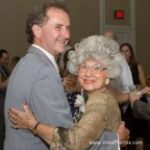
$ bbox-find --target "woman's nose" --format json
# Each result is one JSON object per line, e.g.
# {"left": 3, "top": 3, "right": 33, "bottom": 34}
{"left": 85, "top": 67, "right": 93, "bottom": 77}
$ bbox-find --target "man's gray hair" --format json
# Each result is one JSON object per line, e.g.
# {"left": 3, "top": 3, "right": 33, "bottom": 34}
{"left": 67, "top": 35, "right": 121, "bottom": 78}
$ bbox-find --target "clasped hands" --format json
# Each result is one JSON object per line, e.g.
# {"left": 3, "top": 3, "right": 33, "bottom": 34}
{"left": 129, "top": 86, "right": 150, "bottom": 104}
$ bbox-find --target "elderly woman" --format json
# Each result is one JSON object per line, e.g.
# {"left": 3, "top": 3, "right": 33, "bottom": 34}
{"left": 9, "top": 35, "right": 122, "bottom": 150}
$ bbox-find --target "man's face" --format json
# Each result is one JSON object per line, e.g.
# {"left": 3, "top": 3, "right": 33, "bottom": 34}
{"left": 34, "top": 8, "right": 71, "bottom": 57}
{"left": 0, "top": 53, "right": 9, "bottom": 66}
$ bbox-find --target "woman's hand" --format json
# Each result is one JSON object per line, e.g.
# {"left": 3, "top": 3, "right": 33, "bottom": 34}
{"left": 8, "top": 102, "right": 37, "bottom": 131}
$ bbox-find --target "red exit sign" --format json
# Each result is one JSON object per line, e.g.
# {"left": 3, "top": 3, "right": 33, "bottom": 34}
{"left": 114, "top": 10, "right": 124, "bottom": 19}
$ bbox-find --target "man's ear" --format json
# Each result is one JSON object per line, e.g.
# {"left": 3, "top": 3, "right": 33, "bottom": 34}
{"left": 32, "top": 24, "right": 41, "bottom": 39}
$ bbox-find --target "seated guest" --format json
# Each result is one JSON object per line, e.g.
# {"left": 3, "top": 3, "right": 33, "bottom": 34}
{"left": 9, "top": 35, "right": 129, "bottom": 150}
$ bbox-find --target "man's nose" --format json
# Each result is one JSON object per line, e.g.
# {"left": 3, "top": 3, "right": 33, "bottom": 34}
{"left": 62, "top": 28, "right": 70, "bottom": 39}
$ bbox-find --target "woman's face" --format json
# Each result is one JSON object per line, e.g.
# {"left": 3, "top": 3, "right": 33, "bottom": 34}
{"left": 78, "top": 59, "right": 108, "bottom": 93}
{"left": 120, "top": 45, "right": 131, "bottom": 63}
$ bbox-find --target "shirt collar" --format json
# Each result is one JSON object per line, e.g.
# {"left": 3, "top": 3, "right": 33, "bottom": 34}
{"left": 32, "top": 44, "right": 59, "bottom": 73}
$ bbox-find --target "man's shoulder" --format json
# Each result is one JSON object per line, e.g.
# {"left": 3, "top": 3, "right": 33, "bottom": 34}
{"left": 20, "top": 52, "right": 51, "bottom": 70}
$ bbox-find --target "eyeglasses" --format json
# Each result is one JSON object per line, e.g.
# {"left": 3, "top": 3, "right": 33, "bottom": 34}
{"left": 79, "top": 63, "right": 107, "bottom": 74}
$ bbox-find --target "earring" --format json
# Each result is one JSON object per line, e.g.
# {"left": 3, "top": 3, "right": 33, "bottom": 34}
{"left": 105, "top": 78, "right": 110, "bottom": 85}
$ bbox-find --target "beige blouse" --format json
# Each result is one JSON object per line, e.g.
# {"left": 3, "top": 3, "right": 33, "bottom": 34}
{"left": 51, "top": 89, "right": 121, "bottom": 150}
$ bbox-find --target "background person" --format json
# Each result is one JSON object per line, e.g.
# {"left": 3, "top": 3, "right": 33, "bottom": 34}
{"left": 57, "top": 46, "right": 82, "bottom": 122}
{"left": 120, "top": 42, "right": 149, "bottom": 150}
{"left": 0, "top": 49, "right": 10, "bottom": 149}
{"left": 103, "top": 30, "right": 134, "bottom": 94}
{"left": 0, "top": 49, "right": 10, "bottom": 90}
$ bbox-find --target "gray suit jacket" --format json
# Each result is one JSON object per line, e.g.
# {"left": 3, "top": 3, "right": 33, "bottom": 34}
{"left": 4, "top": 46, "right": 73, "bottom": 150}
{"left": 133, "top": 100, "right": 150, "bottom": 120}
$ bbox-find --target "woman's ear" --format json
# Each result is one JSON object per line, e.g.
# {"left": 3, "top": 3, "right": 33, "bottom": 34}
{"left": 103, "top": 70, "right": 110, "bottom": 85}
{"left": 105, "top": 78, "right": 110, "bottom": 85}
{"left": 32, "top": 24, "right": 41, "bottom": 39}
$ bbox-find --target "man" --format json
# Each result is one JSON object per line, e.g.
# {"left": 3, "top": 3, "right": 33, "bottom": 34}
{"left": 103, "top": 30, "right": 134, "bottom": 94}
{"left": 4, "top": 2, "right": 73, "bottom": 150}
{"left": 4, "top": 3, "right": 128, "bottom": 150}
{"left": 0, "top": 49, "right": 10, "bottom": 149}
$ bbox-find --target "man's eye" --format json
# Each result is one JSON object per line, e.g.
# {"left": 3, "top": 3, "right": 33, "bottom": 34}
{"left": 55, "top": 26, "right": 61, "bottom": 30}
{"left": 66, "top": 26, "right": 71, "bottom": 31}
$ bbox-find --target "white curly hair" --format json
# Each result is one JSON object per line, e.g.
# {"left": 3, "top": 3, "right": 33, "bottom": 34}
{"left": 67, "top": 35, "right": 122, "bottom": 78}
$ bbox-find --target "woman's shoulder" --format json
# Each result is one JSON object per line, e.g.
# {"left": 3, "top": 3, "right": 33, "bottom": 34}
{"left": 87, "top": 89, "right": 116, "bottom": 105}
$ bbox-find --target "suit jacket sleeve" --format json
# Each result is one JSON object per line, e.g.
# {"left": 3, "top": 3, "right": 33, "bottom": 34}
{"left": 133, "top": 100, "right": 150, "bottom": 120}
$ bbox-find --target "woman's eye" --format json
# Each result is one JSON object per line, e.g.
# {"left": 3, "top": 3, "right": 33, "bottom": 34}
{"left": 94, "top": 65, "right": 101, "bottom": 70}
